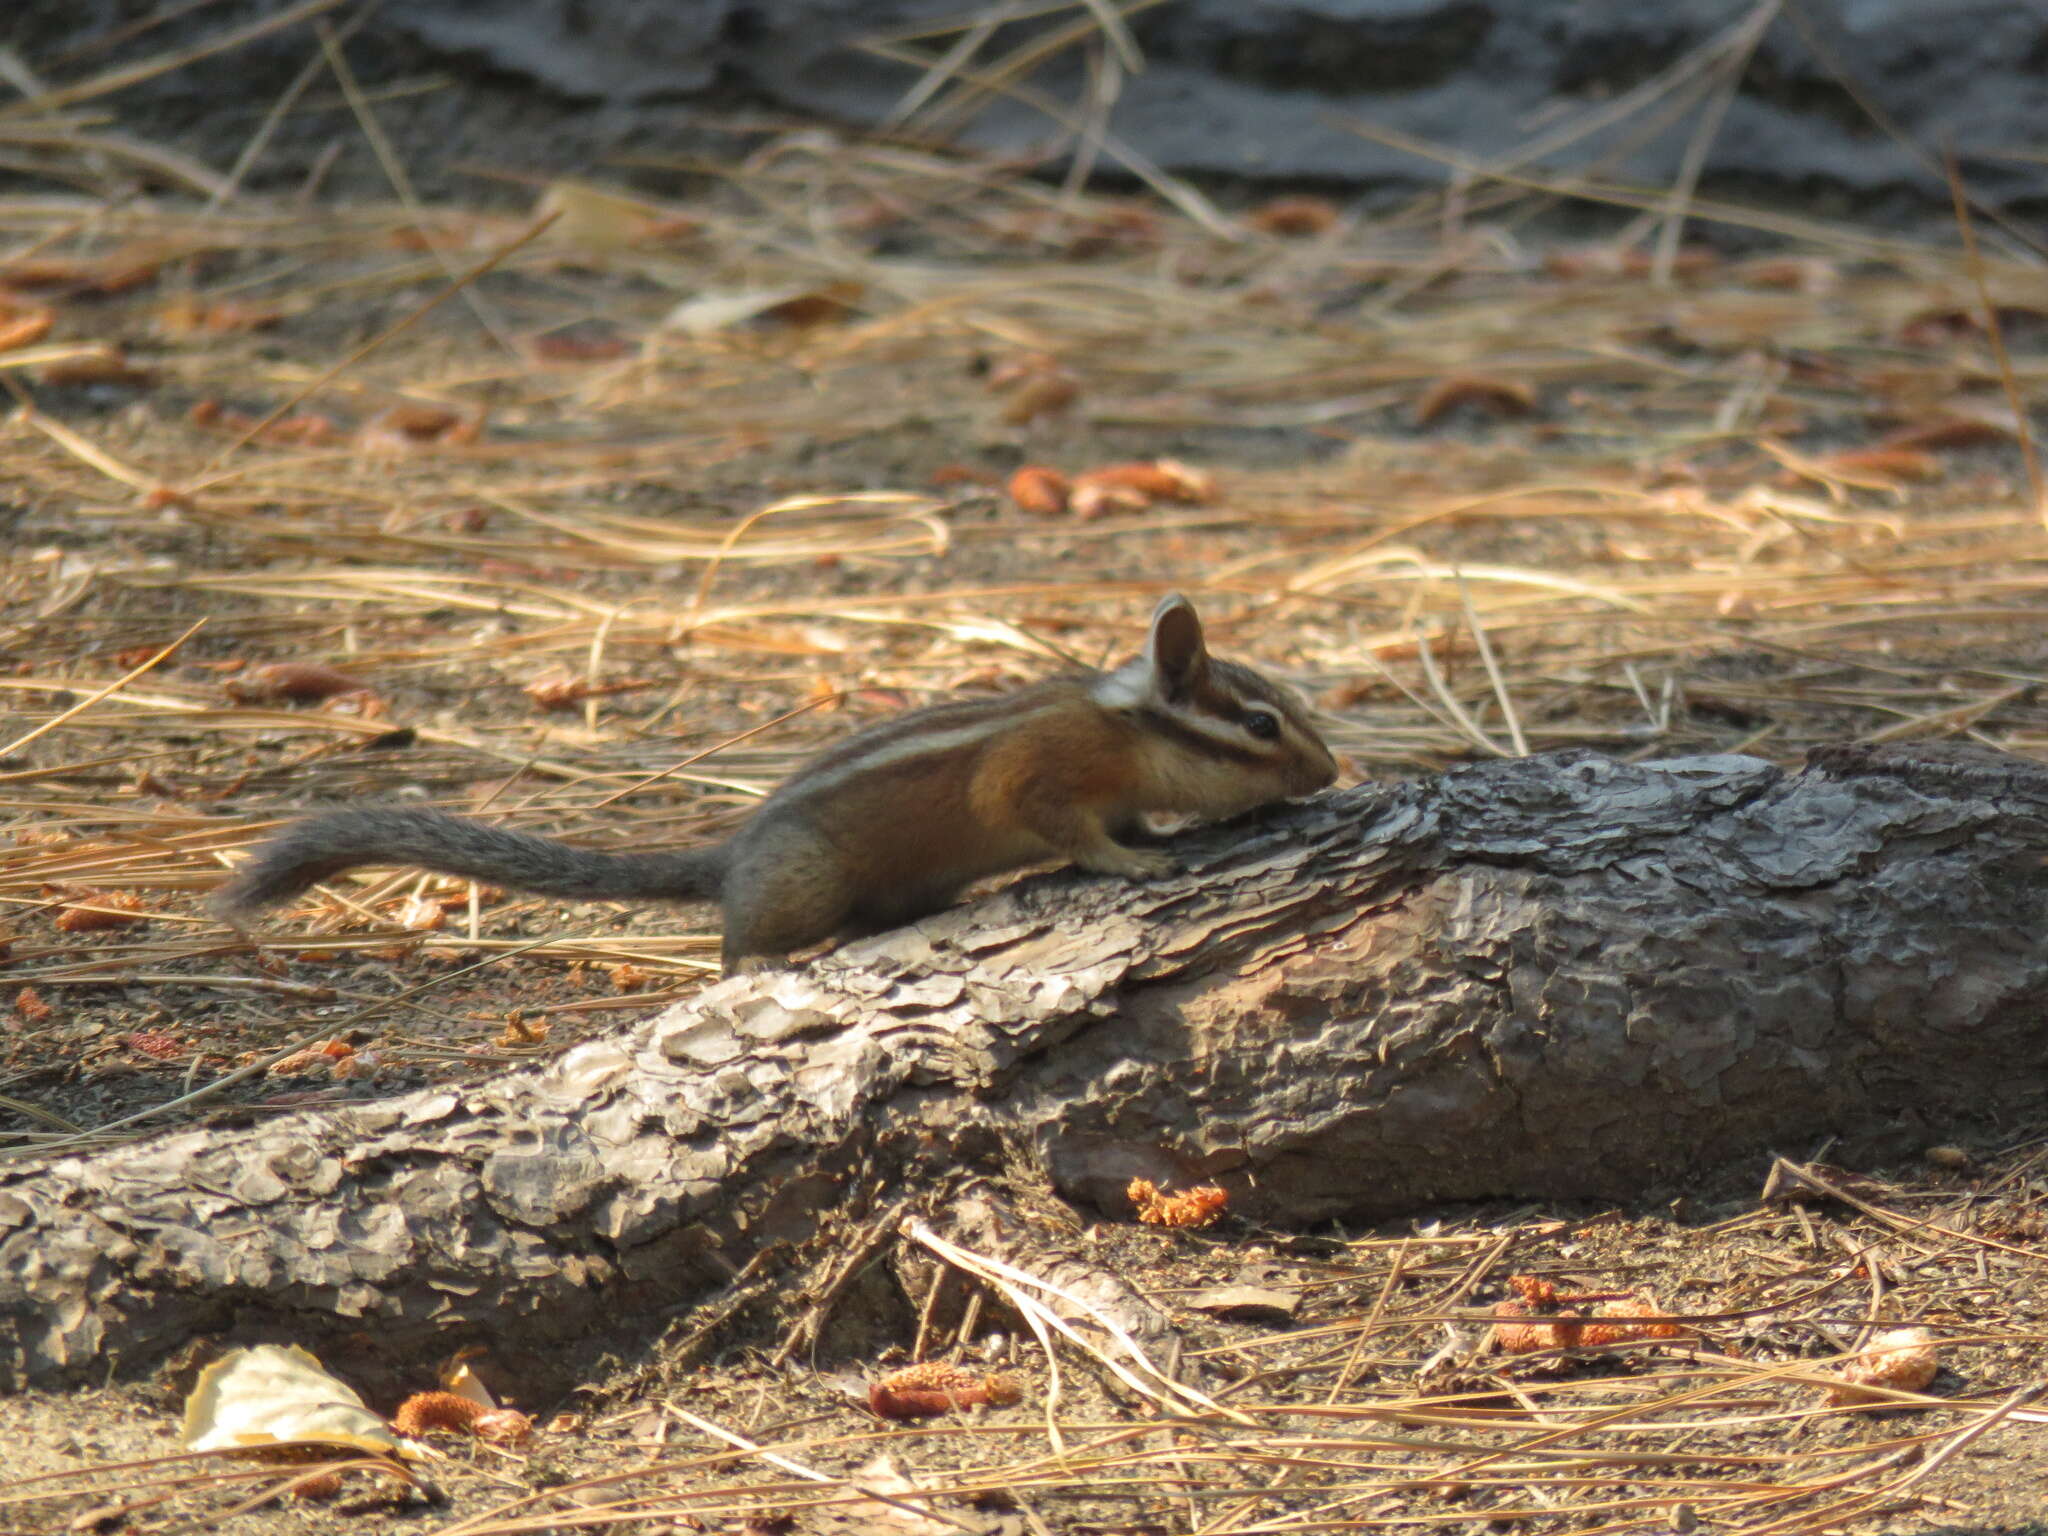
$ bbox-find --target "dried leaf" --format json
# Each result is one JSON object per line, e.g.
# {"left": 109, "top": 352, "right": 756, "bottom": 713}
{"left": 1007, "top": 466, "right": 1070, "bottom": 516}
{"left": 268, "top": 1039, "right": 353, "bottom": 1077}
{"left": 534, "top": 180, "right": 689, "bottom": 251}
{"left": 189, "top": 399, "right": 343, "bottom": 447}
{"left": 1246, "top": 196, "right": 1341, "bottom": 237}
{"left": 396, "top": 894, "right": 447, "bottom": 931}
{"left": 1073, "top": 481, "right": 1155, "bottom": 524}
{"left": 1069, "top": 479, "right": 1154, "bottom": 521}
{"left": 522, "top": 672, "right": 653, "bottom": 710}
{"left": 356, "top": 402, "right": 483, "bottom": 454}
{"left": 33, "top": 345, "right": 153, "bottom": 387}
{"left": 1413, "top": 374, "right": 1537, "bottom": 427}
{"left": 2, "top": 243, "right": 175, "bottom": 295}
{"left": 1761, "top": 438, "right": 1936, "bottom": 498}
{"left": 0, "top": 294, "right": 55, "bottom": 353}
{"left": 330, "top": 1050, "right": 381, "bottom": 1080}
{"left": 1825, "top": 1327, "right": 1940, "bottom": 1406}
{"left": 664, "top": 281, "right": 862, "bottom": 336}
{"left": 527, "top": 323, "right": 634, "bottom": 362}
{"left": 994, "top": 370, "right": 1079, "bottom": 427}
{"left": 836, "top": 1455, "right": 959, "bottom": 1536}
{"left": 524, "top": 674, "right": 589, "bottom": 710}
{"left": 183, "top": 1344, "right": 407, "bottom": 1456}
{"left": 494, "top": 1014, "right": 550, "bottom": 1047}
{"left": 1879, "top": 412, "right": 2019, "bottom": 451}
{"left": 440, "top": 1360, "right": 498, "bottom": 1406}
{"left": 1072, "top": 459, "right": 1214, "bottom": 506}
{"left": 1185, "top": 1284, "right": 1300, "bottom": 1323}
{"left": 226, "top": 663, "right": 369, "bottom": 703}
{"left": 387, "top": 215, "right": 521, "bottom": 255}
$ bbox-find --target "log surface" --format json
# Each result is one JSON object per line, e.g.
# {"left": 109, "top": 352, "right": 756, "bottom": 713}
{"left": 5, "top": 745, "right": 2046, "bottom": 1390}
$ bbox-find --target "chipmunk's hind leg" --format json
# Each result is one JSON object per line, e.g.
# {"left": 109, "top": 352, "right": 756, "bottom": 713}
{"left": 837, "top": 876, "right": 970, "bottom": 943}
{"left": 716, "top": 829, "right": 859, "bottom": 974}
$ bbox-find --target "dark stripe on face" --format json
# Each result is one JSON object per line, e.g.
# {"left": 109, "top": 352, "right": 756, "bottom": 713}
{"left": 1208, "top": 658, "right": 1289, "bottom": 711}
{"left": 1209, "top": 659, "right": 1318, "bottom": 735}
{"left": 1131, "top": 705, "right": 1272, "bottom": 766}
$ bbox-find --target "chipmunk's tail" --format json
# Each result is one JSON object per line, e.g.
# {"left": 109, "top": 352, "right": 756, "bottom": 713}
{"left": 210, "top": 807, "right": 726, "bottom": 918}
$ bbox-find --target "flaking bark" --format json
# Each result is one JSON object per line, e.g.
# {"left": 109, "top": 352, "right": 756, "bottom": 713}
{"left": 5, "top": 744, "right": 2047, "bottom": 1390}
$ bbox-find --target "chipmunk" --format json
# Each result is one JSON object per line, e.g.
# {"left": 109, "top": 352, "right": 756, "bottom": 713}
{"left": 212, "top": 594, "right": 1337, "bottom": 973}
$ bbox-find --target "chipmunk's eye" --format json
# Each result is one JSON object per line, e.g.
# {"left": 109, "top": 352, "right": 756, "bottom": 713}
{"left": 1244, "top": 708, "right": 1281, "bottom": 741}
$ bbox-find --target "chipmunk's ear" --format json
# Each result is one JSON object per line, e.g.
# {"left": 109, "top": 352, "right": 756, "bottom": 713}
{"left": 1144, "top": 593, "right": 1209, "bottom": 700}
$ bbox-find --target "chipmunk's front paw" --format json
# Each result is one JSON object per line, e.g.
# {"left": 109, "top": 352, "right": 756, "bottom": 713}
{"left": 1083, "top": 845, "right": 1177, "bottom": 881}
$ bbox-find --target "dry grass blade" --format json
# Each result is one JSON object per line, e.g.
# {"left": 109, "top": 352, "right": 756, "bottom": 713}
{"left": 194, "top": 208, "right": 560, "bottom": 476}
{"left": 315, "top": 16, "right": 519, "bottom": 355}
{"left": 854, "top": 31, "right": 1229, "bottom": 236}
{"left": 878, "top": 2, "right": 1022, "bottom": 131}
{"left": 1943, "top": 145, "right": 2047, "bottom": 526}
{"left": 1454, "top": 572, "right": 1527, "bottom": 756}
{"left": 1329, "top": 111, "right": 1944, "bottom": 259}
{"left": 0, "top": 0, "right": 350, "bottom": 120}
{"left": 12, "top": 401, "right": 168, "bottom": 495}
{"left": 661, "top": 1402, "right": 985, "bottom": 1534}
{"left": 0, "top": 618, "right": 202, "bottom": 758}
{"left": 908, "top": 1219, "right": 1255, "bottom": 1425}
{"left": 0, "top": 122, "right": 233, "bottom": 198}
{"left": 1650, "top": 0, "right": 1782, "bottom": 285}
{"left": 0, "top": 1443, "right": 413, "bottom": 1527}
{"left": 1413, "top": 626, "right": 1512, "bottom": 758}
{"left": 206, "top": 5, "right": 371, "bottom": 210}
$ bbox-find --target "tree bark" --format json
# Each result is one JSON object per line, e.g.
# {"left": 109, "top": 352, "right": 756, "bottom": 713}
{"left": 6, "top": 744, "right": 2047, "bottom": 1391}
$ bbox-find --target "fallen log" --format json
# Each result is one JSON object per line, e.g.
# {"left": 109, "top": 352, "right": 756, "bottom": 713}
{"left": 5, "top": 743, "right": 2046, "bottom": 1391}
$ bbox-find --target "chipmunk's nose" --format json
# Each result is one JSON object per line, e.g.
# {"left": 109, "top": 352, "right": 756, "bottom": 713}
{"left": 1294, "top": 744, "right": 1340, "bottom": 793}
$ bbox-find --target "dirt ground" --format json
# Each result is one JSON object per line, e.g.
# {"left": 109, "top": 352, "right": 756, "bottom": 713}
{"left": 4, "top": 137, "right": 2048, "bottom": 1533}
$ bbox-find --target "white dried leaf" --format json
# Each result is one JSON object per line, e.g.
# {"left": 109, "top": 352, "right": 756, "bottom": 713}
{"left": 183, "top": 1343, "right": 403, "bottom": 1455}
{"left": 443, "top": 1361, "right": 497, "bottom": 1408}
